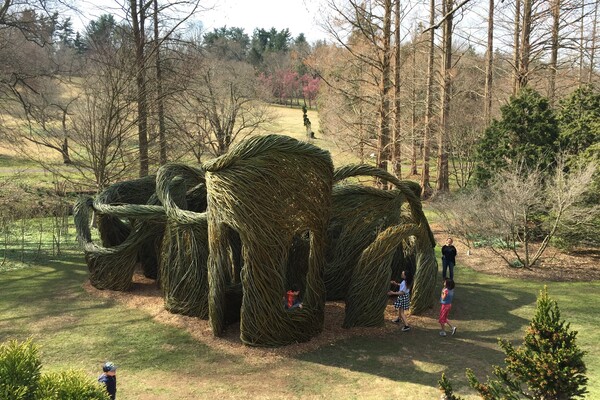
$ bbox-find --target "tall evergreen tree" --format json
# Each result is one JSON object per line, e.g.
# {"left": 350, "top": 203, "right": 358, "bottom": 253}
{"left": 557, "top": 85, "right": 600, "bottom": 156}
{"left": 203, "top": 26, "right": 250, "bottom": 61}
{"left": 475, "top": 88, "right": 559, "bottom": 185}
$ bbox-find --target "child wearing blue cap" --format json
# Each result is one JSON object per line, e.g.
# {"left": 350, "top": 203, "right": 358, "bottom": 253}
{"left": 98, "top": 361, "right": 117, "bottom": 399}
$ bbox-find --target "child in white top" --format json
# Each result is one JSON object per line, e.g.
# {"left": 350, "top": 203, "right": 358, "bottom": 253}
{"left": 387, "top": 270, "right": 413, "bottom": 332}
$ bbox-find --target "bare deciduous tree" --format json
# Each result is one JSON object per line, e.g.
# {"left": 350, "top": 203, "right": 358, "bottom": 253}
{"left": 376, "top": 0, "right": 392, "bottom": 184}
{"left": 391, "top": 0, "right": 402, "bottom": 178}
{"left": 484, "top": 0, "right": 494, "bottom": 123}
{"left": 65, "top": 64, "right": 139, "bottom": 189}
{"left": 128, "top": 0, "right": 150, "bottom": 177}
{"left": 126, "top": 0, "right": 202, "bottom": 175}
{"left": 433, "top": 158, "right": 598, "bottom": 269}
{"left": 420, "top": 0, "right": 436, "bottom": 197}
{"left": 436, "top": 0, "right": 455, "bottom": 192}
{"left": 173, "top": 56, "right": 273, "bottom": 158}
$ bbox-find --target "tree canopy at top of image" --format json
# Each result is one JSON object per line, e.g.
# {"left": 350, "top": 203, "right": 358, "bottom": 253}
{"left": 200, "top": 25, "right": 306, "bottom": 67}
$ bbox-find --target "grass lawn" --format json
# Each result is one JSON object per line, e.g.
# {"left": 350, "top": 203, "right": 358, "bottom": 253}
{"left": 1, "top": 108, "right": 597, "bottom": 398}
{"left": 1, "top": 242, "right": 598, "bottom": 399}
{"left": 266, "top": 105, "right": 362, "bottom": 168}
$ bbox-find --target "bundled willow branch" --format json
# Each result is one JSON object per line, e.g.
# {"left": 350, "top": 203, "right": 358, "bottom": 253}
{"left": 325, "top": 186, "right": 403, "bottom": 299}
{"left": 408, "top": 230, "right": 439, "bottom": 314}
{"left": 155, "top": 164, "right": 209, "bottom": 318}
{"left": 327, "top": 164, "right": 437, "bottom": 314}
{"left": 73, "top": 200, "right": 165, "bottom": 290}
{"left": 73, "top": 177, "right": 168, "bottom": 290}
{"left": 344, "top": 224, "right": 420, "bottom": 328}
{"left": 334, "top": 164, "right": 435, "bottom": 245}
{"left": 204, "top": 134, "right": 334, "bottom": 346}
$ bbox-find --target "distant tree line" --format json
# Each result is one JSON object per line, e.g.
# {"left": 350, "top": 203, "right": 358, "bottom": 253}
{"left": 0, "top": 1, "right": 321, "bottom": 190}
{"left": 0, "top": 0, "right": 597, "bottom": 205}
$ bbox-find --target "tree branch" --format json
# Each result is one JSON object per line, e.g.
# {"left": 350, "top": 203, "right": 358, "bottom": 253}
{"left": 422, "top": 0, "right": 474, "bottom": 33}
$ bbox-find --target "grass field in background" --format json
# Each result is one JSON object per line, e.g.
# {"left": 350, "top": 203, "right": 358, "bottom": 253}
{"left": 266, "top": 104, "right": 363, "bottom": 167}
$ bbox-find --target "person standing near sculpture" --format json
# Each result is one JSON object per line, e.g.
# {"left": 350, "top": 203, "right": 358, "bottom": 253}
{"left": 388, "top": 270, "right": 413, "bottom": 332}
{"left": 441, "top": 238, "right": 457, "bottom": 280}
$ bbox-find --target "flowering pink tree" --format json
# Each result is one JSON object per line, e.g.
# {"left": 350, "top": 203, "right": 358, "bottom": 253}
{"left": 257, "top": 73, "right": 273, "bottom": 99}
{"left": 257, "top": 70, "right": 320, "bottom": 108}
{"left": 301, "top": 74, "right": 320, "bottom": 108}
{"left": 282, "top": 70, "right": 300, "bottom": 106}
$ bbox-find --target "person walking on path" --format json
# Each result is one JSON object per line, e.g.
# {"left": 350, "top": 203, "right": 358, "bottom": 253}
{"left": 439, "top": 279, "right": 457, "bottom": 337}
{"left": 98, "top": 361, "right": 117, "bottom": 400}
{"left": 388, "top": 270, "right": 413, "bottom": 332}
{"left": 441, "top": 237, "right": 457, "bottom": 280}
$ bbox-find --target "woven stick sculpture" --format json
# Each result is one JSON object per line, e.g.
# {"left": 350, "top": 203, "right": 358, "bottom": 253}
{"left": 94, "top": 176, "right": 160, "bottom": 278}
{"left": 93, "top": 176, "right": 157, "bottom": 248}
{"left": 155, "top": 164, "right": 209, "bottom": 318}
{"left": 327, "top": 164, "right": 437, "bottom": 318}
{"left": 74, "top": 177, "right": 167, "bottom": 290}
{"left": 325, "top": 185, "right": 403, "bottom": 300}
{"left": 203, "top": 134, "right": 334, "bottom": 346}
{"left": 344, "top": 224, "right": 421, "bottom": 328}
{"left": 73, "top": 201, "right": 166, "bottom": 291}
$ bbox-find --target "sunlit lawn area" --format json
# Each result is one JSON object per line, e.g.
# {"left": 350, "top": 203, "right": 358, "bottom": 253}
{"left": 1, "top": 106, "right": 598, "bottom": 399}
{"left": 0, "top": 232, "right": 598, "bottom": 399}
{"left": 267, "top": 104, "right": 363, "bottom": 168}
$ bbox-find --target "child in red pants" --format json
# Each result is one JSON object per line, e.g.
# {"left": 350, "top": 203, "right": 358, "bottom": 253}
{"left": 439, "top": 279, "right": 457, "bottom": 337}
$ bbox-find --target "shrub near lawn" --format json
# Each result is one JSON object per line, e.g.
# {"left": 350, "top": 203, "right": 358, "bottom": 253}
{"left": 0, "top": 339, "right": 40, "bottom": 399}
{"left": 35, "top": 370, "right": 110, "bottom": 400}
{"left": 440, "top": 287, "right": 588, "bottom": 400}
{"left": 0, "top": 339, "right": 109, "bottom": 400}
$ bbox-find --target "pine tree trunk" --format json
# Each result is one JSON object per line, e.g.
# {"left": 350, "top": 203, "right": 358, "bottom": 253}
{"left": 512, "top": 0, "right": 521, "bottom": 95}
{"left": 579, "top": 3, "right": 585, "bottom": 85}
{"left": 421, "top": 0, "right": 435, "bottom": 197}
{"left": 484, "top": 0, "right": 494, "bottom": 123}
{"left": 154, "top": 0, "right": 167, "bottom": 165}
{"left": 548, "top": 0, "right": 560, "bottom": 106}
{"left": 131, "top": 0, "right": 149, "bottom": 177}
{"left": 392, "top": 0, "right": 402, "bottom": 178}
{"left": 436, "top": 0, "right": 453, "bottom": 192}
{"left": 376, "top": 0, "right": 393, "bottom": 187}
{"left": 589, "top": 1, "right": 598, "bottom": 83}
{"left": 518, "top": 0, "right": 532, "bottom": 90}
{"left": 411, "top": 39, "right": 418, "bottom": 176}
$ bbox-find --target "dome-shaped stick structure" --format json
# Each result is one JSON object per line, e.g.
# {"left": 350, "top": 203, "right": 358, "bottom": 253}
{"left": 324, "top": 185, "right": 404, "bottom": 300}
{"left": 344, "top": 224, "right": 421, "bottom": 328}
{"left": 73, "top": 176, "right": 167, "bottom": 291}
{"left": 74, "top": 135, "right": 438, "bottom": 346}
{"left": 203, "top": 134, "right": 334, "bottom": 346}
{"left": 326, "top": 164, "right": 437, "bottom": 316}
{"left": 155, "top": 164, "right": 209, "bottom": 318}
